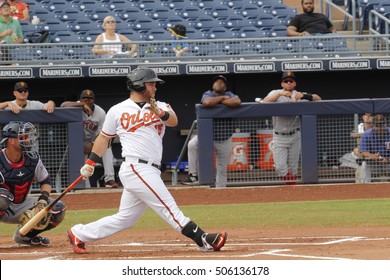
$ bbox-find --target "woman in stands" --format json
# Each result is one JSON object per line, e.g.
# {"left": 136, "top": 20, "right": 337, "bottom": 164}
{"left": 93, "top": 16, "right": 137, "bottom": 58}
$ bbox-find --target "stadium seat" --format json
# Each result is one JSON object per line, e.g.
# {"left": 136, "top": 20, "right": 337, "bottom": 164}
{"left": 207, "top": 26, "right": 235, "bottom": 39}
{"left": 267, "top": 25, "right": 288, "bottom": 37}
{"left": 70, "top": 18, "right": 100, "bottom": 34}
{"left": 222, "top": 15, "right": 251, "bottom": 31}
{"left": 238, "top": 4, "right": 266, "bottom": 20}
{"left": 208, "top": 4, "right": 235, "bottom": 20}
{"left": 251, "top": 14, "right": 282, "bottom": 31}
{"left": 131, "top": 16, "right": 161, "bottom": 33}
{"left": 185, "top": 27, "right": 205, "bottom": 39}
{"left": 57, "top": 7, "right": 86, "bottom": 23}
{"left": 147, "top": 6, "right": 177, "bottom": 22}
{"left": 135, "top": 0, "right": 161, "bottom": 12}
{"left": 117, "top": 29, "right": 143, "bottom": 41}
{"left": 46, "top": 0, "right": 75, "bottom": 14}
{"left": 77, "top": 0, "right": 103, "bottom": 12}
{"left": 221, "top": 0, "right": 253, "bottom": 10}
{"left": 193, "top": 0, "right": 216, "bottom": 11}
{"left": 189, "top": 15, "right": 220, "bottom": 32}
{"left": 107, "top": 0, "right": 130, "bottom": 12}
{"left": 32, "top": 8, "right": 55, "bottom": 23}
{"left": 19, "top": 20, "right": 39, "bottom": 33}
{"left": 114, "top": 19, "right": 131, "bottom": 30}
{"left": 267, "top": 4, "right": 297, "bottom": 20}
{"left": 358, "top": 0, "right": 385, "bottom": 34}
{"left": 118, "top": 7, "right": 147, "bottom": 22}
{"left": 160, "top": 15, "right": 187, "bottom": 29}
{"left": 179, "top": 6, "right": 206, "bottom": 21}
{"left": 255, "top": 0, "right": 283, "bottom": 9}
{"left": 42, "top": 18, "right": 69, "bottom": 32}
{"left": 52, "top": 31, "right": 82, "bottom": 43}
{"left": 88, "top": 7, "right": 113, "bottom": 23}
{"left": 236, "top": 26, "right": 267, "bottom": 38}
{"left": 373, "top": 1, "right": 390, "bottom": 33}
{"left": 82, "top": 29, "right": 103, "bottom": 42}
{"left": 142, "top": 28, "right": 172, "bottom": 41}
{"left": 165, "top": 0, "right": 193, "bottom": 11}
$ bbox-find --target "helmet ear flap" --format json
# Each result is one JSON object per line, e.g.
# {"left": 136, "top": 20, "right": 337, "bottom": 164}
{"left": 126, "top": 73, "right": 146, "bottom": 93}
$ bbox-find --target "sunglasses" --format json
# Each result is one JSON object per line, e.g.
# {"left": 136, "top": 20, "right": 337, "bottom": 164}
{"left": 282, "top": 79, "right": 295, "bottom": 83}
{"left": 105, "top": 20, "right": 116, "bottom": 24}
{"left": 17, "top": 89, "right": 28, "bottom": 93}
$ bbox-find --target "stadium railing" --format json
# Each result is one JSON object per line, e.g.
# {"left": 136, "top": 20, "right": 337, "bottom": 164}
{"left": 1, "top": 34, "right": 390, "bottom": 67}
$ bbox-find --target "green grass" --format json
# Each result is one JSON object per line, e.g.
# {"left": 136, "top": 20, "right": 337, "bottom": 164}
{"left": 2, "top": 198, "right": 390, "bottom": 236}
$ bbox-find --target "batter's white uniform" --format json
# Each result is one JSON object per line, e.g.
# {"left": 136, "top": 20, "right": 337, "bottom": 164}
{"left": 81, "top": 102, "right": 116, "bottom": 187}
{"left": 71, "top": 99, "right": 190, "bottom": 241}
{"left": 265, "top": 89, "right": 303, "bottom": 177}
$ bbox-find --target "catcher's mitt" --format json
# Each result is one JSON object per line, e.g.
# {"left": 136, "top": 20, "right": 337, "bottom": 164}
{"left": 18, "top": 201, "right": 52, "bottom": 231}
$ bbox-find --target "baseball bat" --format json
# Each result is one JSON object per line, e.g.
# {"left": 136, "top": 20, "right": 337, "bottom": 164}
{"left": 19, "top": 175, "right": 83, "bottom": 236}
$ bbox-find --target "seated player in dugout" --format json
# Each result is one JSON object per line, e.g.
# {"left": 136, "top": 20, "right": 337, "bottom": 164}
{"left": 0, "top": 121, "right": 66, "bottom": 246}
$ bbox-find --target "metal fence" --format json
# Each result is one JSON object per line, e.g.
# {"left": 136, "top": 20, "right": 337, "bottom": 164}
{"left": 2, "top": 34, "right": 390, "bottom": 66}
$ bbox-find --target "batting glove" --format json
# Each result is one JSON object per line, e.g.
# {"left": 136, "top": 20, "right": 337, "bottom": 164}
{"left": 80, "top": 159, "right": 96, "bottom": 178}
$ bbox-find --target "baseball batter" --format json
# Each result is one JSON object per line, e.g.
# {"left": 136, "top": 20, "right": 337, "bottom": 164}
{"left": 67, "top": 67, "right": 227, "bottom": 254}
{"left": 262, "top": 72, "right": 321, "bottom": 184}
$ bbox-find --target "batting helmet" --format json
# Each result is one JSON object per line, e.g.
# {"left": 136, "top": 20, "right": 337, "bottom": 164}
{"left": 126, "top": 68, "right": 164, "bottom": 93}
{"left": 0, "top": 121, "right": 38, "bottom": 158}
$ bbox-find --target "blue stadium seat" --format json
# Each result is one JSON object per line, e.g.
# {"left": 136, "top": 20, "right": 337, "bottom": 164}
{"left": 107, "top": 0, "right": 130, "bottom": 12}
{"left": 117, "top": 29, "right": 143, "bottom": 41}
{"left": 236, "top": 26, "right": 267, "bottom": 38}
{"left": 179, "top": 6, "right": 206, "bottom": 21}
{"left": 82, "top": 29, "right": 102, "bottom": 42}
{"left": 238, "top": 4, "right": 266, "bottom": 20}
{"left": 193, "top": 0, "right": 216, "bottom": 11}
{"left": 267, "top": 25, "right": 288, "bottom": 37}
{"left": 77, "top": 0, "right": 103, "bottom": 12}
{"left": 373, "top": 1, "right": 390, "bottom": 33}
{"left": 251, "top": 14, "right": 282, "bottom": 30}
{"left": 189, "top": 15, "right": 220, "bottom": 32}
{"left": 207, "top": 4, "right": 235, "bottom": 20}
{"left": 131, "top": 16, "right": 161, "bottom": 33}
{"left": 19, "top": 20, "right": 39, "bottom": 33}
{"left": 118, "top": 7, "right": 146, "bottom": 22}
{"left": 32, "top": 8, "right": 55, "bottom": 23}
{"left": 57, "top": 8, "right": 86, "bottom": 23}
{"left": 358, "top": 0, "right": 385, "bottom": 34}
{"left": 88, "top": 7, "right": 113, "bottom": 23}
{"left": 135, "top": 0, "right": 161, "bottom": 12}
{"left": 221, "top": 0, "right": 253, "bottom": 10}
{"left": 42, "top": 18, "right": 69, "bottom": 32}
{"left": 52, "top": 31, "right": 82, "bottom": 43}
{"left": 70, "top": 18, "right": 100, "bottom": 34}
{"left": 46, "top": 0, "right": 75, "bottom": 14}
{"left": 207, "top": 26, "right": 235, "bottom": 39}
{"left": 222, "top": 15, "right": 251, "bottom": 31}
{"left": 147, "top": 6, "right": 177, "bottom": 22}
{"left": 142, "top": 28, "right": 172, "bottom": 41}
{"left": 160, "top": 15, "right": 186, "bottom": 29}
{"left": 185, "top": 27, "right": 205, "bottom": 39}
{"left": 267, "top": 4, "right": 297, "bottom": 20}
{"left": 165, "top": 0, "right": 194, "bottom": 11}
{"left": 114, "top": 19, "right": 132, "bottom": 30}
{"left": 255, "top": 0, "right": 283, "bottom": 9}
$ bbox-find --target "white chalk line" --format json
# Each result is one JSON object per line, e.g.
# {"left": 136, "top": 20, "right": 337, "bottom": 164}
{"left": 1, "top": 235, "right": 389, "bottom": 260}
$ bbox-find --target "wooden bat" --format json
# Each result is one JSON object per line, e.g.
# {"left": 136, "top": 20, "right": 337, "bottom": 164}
{"left": 19, "top": 175, "right": 83, "bottom": 236}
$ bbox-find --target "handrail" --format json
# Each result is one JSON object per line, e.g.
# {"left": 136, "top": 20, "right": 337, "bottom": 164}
{"left": 320, "top": 0, "right": 357, "bottom": 35}
{"left": 171, "top": 120, "right": 197, "bottom": 186}
{"left": 368, "top": 9, "right": 390, "bottom": 52}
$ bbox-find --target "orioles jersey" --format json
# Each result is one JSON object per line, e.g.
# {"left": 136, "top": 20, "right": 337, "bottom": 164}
{"left": 0, "top": 149, "right": 51, "bottom": 204}
{"left": 101, "top": 98, "right": 172, "bottom": 164}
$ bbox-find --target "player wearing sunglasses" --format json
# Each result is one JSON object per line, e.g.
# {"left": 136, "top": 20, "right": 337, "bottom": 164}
{"left": 0, "top": 81, "right": 55, "bottom": 114}
{"left": 262, "top": 72, "right": 322, "bottom": 185}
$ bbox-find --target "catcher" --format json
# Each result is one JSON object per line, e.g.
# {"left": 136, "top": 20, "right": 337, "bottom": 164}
{"left": 0, "top": 121, "right": 66, "bottom": 246}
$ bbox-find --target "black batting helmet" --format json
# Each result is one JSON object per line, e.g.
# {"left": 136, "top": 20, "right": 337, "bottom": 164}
{"left": 126, "top": 68, "right": 164, "bottom": 93}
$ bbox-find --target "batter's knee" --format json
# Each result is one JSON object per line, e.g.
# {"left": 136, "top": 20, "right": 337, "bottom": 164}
{"left": 0, "top": 188, "right": 14, "bottom": 212}
{"left": 49, "top": 200, "right": 66, "bottom": 227}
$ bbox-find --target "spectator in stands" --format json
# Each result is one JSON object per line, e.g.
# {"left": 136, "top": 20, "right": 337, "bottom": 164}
{"left": 358, "top": 114, "right": 390, "bottom": 183}
{"left": 182, "top": 75, "right": 241, "bottom": 188}
{"left": 0, "top": 81, "right": 55, "bottom": 113}
{"left": 93, "top": 16, "right": 137, "bottom": 58}
{"left": 167, "top": 24, "right": 189, "bottom": 58}
{"left": 3, "top": 0, "right": 30, "bottom": 21}
{"left": 61, "top": 89, "right": 119, "bottom": 188}
{"left": 0, "top": 1, "right": 23, "bottom": 63}
{"left": 287, "top": 0, "right": 336, "bottom": 36}
{"left": 262, "top": 72, "right": 322, "bottom": 185}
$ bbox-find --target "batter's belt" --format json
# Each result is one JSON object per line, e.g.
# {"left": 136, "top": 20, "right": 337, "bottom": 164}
{"left": 125, "top": 157, "right": 161, "bottom": 169}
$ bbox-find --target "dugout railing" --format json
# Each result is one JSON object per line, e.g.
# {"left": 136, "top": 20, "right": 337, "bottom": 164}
{"left": 0, "top": 108, "right": 84, "bottom": 193}
{"left": 195, "top": 98, "right": 390, "bottom": 186}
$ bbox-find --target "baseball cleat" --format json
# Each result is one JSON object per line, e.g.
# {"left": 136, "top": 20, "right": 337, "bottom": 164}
{"left": 198, "top": 232, "right": 227, "bottom": 252}
{"left": 67, "top": 229, "right": 88, "bottom": 254}
{"left": 13, "top": 229, "right": 51, "bottom": 246}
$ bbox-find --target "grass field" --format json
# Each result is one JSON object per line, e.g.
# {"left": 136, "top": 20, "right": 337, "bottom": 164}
{"left": 2, "top": 198, "right": 390, "bottom": 235}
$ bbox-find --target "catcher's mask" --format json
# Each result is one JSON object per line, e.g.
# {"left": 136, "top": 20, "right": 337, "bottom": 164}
{"left": 126, "top": 67, "right": 164, "bottom": 93}
{"left": 1, "top": 121, "right": 38, "bottom": 158}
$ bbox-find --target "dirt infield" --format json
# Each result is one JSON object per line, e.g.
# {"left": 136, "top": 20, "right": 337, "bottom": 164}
{"left": 2, "top": 183, "right": 390, "bottom": 260}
